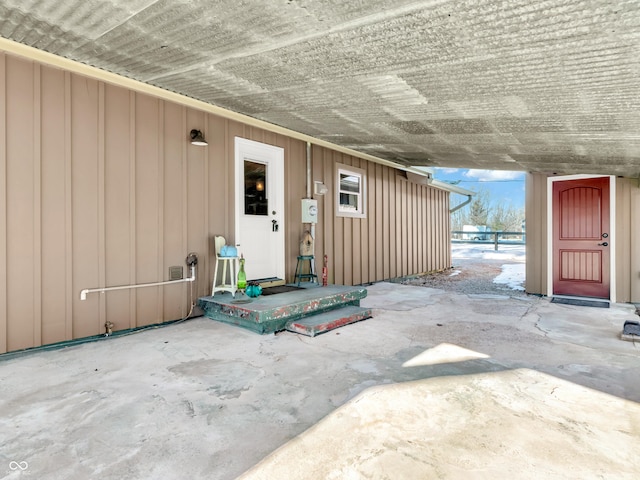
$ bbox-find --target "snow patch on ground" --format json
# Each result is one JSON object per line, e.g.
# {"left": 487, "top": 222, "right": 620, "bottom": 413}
{"left": 452, "top": 243, "right": 526, "bottom": 291}
{"left": 452, "top": 243, "right": 525, "bottom": 262}
{"left": 493, "top": 264, "right": 526, "bottom": 291}
{"left": 449, "top": 270, "right": 462, "bottom": 277}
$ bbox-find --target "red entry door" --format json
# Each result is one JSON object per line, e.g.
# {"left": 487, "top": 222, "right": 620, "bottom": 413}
{"left": 553, "top": 177, "right": 610, "bottom": 299}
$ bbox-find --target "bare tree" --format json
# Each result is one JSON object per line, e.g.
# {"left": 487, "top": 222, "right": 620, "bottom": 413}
{"left": 450, "top": 188, "right": 491, "bottom": 239}
{"left": 449, "top": 186, "right": 524, "bottom": 236}
{"left": 489, "top": 202, "right": 524, "bottom": 233}
{"left": 467, "top": 189, "right": 491, "bottom": 226}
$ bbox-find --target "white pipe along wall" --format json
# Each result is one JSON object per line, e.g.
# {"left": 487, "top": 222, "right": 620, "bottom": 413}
{"left": 80, "top": 254, "right": 198, "bottom": 300}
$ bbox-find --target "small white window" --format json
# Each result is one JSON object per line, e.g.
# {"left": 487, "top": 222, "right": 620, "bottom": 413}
{"left": 336, "top": 164, "right": 366, "bottom": 218}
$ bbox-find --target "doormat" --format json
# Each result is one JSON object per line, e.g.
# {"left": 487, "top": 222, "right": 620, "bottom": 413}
{"left": 261, "top": 286, "right": 304, "bottom": 296}
{"left": 551, "top": 297, "right": 610, "bottom": 308}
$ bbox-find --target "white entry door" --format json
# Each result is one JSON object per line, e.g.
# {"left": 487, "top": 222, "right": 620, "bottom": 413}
{"left": 234, "top": 137, "right": 285, "bottom": 282}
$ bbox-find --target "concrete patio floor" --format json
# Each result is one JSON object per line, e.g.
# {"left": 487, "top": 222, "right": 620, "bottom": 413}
{"left": 1, "top": 283, "right": 639, "bottom": 479}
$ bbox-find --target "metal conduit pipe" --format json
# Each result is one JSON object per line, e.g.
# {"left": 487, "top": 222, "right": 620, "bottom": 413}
{"left": 305, "top": 142, "right": 317, "bottom": 276}
{"left": 306, "top": 141, "right": 312, "bottom": 199}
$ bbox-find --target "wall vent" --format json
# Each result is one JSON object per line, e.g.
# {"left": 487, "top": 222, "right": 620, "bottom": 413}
{"left": 169, "top": 266, "right": 183, "bottom": 281}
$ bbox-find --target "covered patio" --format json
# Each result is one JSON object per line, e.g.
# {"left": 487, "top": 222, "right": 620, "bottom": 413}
{"left": 2, "top": 281, "right": 638, "bottom": 479}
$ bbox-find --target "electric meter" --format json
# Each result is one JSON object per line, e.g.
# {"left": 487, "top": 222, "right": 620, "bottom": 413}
{"left": 301, "top": 198, "right": 318, "bottom": 223}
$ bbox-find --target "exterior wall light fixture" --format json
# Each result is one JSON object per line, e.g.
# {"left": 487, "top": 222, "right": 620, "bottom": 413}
{"left": 190, "top": 129, "right": 208, "bottom": 146}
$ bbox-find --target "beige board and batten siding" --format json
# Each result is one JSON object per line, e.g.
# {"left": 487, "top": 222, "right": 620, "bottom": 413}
{"left": 0, "top": 51, "right": 452, "bottom": 354}
{"left": 525, "top": 173, "right": 640, "bottom": 303}
{"left": 0, "top": 54, "right": 210, "bottom": 353}
{"left": 525, "top": 173, "right": 549, "bottom": 297}
{"left": 616, "top": 177, "right": 640, "bottom": 303}
{"left": 310, "top": 147, "right": 451, "bottom": 286}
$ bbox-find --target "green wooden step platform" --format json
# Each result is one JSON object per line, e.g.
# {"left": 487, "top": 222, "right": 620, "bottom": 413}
{"left": 198, "top": 285, "right": 371, "bottom": 335}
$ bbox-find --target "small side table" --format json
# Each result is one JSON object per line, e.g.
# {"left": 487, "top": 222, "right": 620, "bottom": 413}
{"left": 212, "top": 256, "right": 239, "bottom": 296}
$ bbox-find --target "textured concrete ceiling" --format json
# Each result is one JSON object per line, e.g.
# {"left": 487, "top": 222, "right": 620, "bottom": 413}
{"left": 2, "top": 0, "right": 640, "bottom": 176}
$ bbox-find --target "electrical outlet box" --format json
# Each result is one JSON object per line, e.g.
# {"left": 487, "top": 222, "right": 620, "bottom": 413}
{"left": 301, "top": 198, "right": 318, "bottom": 224}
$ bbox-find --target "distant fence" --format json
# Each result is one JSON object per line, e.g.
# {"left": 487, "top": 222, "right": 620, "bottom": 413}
{"left": 451, "top": 230, "right": 526, "bottom": 251}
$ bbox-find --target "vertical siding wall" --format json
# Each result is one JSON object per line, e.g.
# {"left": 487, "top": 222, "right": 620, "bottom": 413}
{"left": 308, "top": 146, "right": 451, "bottom": 286}
{"left": 0, "top": 53, "right": 217, "bottom": 353}
{"left": 526, "top": 173, "right": 640, "bottom": 302}
{"left": 616, "top": 177, "right": 640, "bottom": 303}
{"left": 525, "top": 173, "right": 549, "bottom": 296}
{"left": 0, "top": 52, "right": 451, "bottom": 354}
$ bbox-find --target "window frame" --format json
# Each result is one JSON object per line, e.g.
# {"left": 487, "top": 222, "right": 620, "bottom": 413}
{"left": 335, "top": 163, "right": 366, "bottom": 219}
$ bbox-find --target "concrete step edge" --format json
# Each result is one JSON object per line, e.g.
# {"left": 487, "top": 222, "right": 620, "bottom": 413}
{"left": 285, "top": 306, "right": 373, "bottom": 337}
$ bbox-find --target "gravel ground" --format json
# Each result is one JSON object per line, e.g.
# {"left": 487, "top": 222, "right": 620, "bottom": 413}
{"left": 402, "top": 243, "right": 527, "bottom": 297}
